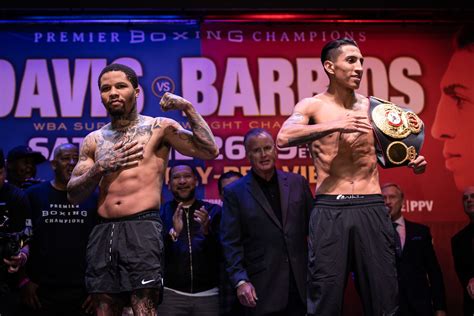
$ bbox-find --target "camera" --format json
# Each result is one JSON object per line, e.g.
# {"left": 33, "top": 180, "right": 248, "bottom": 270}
{"left": 0, "top": 233, "right": 20, "bottom": 260}
{"left": 0, "top": 202, "right": 21, "bottom": 261}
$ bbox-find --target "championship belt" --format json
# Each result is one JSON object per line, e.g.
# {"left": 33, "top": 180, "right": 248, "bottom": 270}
{"left": 368, "top": 96, "right": 424, "bottom": 168}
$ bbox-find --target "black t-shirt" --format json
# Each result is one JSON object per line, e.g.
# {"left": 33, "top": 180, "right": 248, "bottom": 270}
{"left": 0, "top": 182, "right": 31, "bottom": 288}
{"left": 0, "top": 182, "right": 31, "bottom": 234}
{"left": 26, "top": 181, "right": 98, "bottom": 288}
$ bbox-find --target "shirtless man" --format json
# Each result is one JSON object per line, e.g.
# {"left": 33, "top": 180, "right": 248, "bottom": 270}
{"left": 277, "top": 38, "right": 427, "bottom": 316}
{"left": 67, "top": 63, "right": 218, "bottom": 316}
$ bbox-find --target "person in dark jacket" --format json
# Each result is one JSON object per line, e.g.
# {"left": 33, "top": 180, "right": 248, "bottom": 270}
{"left": 382, "top": 183, "right": 447, "bottom": 316}
{"left": 0, "top": 148, "right": 32, "bottom": 316}
{"left": 451, "top": 186, "right": 474, "bottom": 316}
{"left": 6, "top": 146, "right": 46, "bottom": 190}
{"left": 217, "top": 171, "right": 244, "bottom": 316}
{"left": 159, "top": 163, "right": 221, "bottom": 316}
{"left": 221, "top": 128, "right": 313, "bottom": 316}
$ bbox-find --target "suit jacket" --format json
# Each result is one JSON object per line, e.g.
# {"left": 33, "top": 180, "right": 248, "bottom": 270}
{"left": 397, "top": 220, "right": 446, "bottom": 316}
{"left": 221, "top": 170, "right": 313, "bottom": 315}
{"left": 451, "top": 223, "right": 474, "bottom": 316}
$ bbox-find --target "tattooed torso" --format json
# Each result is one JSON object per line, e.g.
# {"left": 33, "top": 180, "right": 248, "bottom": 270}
{"left": 96, "top": 117, "right": 153, "bottom": 162}
{"left": 94, "top": 115, "right": 170, "bottom": 218}
{"left": 304, "top": 95, "right": 380, "bottom": 195}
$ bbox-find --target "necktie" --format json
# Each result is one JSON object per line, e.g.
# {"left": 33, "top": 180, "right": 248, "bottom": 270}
{"left": 392, "top": 222, "right": 402, "bottom": 258}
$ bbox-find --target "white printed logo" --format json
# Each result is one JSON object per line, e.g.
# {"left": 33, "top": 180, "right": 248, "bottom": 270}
{"left": 336, "top": 194, "right": 364, "bottom": 200}
{"left": 141, "top": 279, "right": 155, "bottom": 285}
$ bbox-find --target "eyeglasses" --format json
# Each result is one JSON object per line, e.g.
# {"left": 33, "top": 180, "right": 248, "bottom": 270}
{"left": 249, "top": 145, "right": 274, "bottom": 155}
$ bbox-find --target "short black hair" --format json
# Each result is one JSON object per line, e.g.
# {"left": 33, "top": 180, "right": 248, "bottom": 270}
{"left": 168, "top": 162, "right": 198, "bottom": 178}
{"left": 243, "top": 128, "right": 273, "bottom": 150}
{"left": 218, "top": 171, "right": 243, "bottom": 195}
{"left": 454, "top": 25, "right": 474, "bottom": 50}
{"left": 98, "top": 63, "right": 138, "bottom": 89}
{"left": 321, "top": 37, "right": 359, "bottom": 65}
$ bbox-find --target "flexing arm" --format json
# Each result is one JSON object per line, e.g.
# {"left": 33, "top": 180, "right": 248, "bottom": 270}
{"left": 160, "top": 92, "right": 219, "bottom": 159}
{"left": 277, "top": 98, "right": 372, "bottom": 148}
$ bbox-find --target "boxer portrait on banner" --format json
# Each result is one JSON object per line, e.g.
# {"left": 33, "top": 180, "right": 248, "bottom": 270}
{"left": 431, "top": 25, "right": 474, "bottom": 192}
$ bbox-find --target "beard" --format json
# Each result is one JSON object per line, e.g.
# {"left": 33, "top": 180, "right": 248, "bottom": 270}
{"left": 106, "top": 99, "right": 137, "bottom": 120}
{"left": 108, "top": 104, "right": 127, "bottom": 118}
{"left": 173, "top": 187, "right": 196, "bottom": 203}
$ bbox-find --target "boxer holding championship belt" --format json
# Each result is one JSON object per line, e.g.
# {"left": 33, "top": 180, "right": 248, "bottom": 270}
{"left": 369, "top": 96, "right": 425, "bottom": 168}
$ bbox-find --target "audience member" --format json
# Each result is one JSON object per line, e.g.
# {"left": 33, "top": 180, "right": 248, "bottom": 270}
{"left": 21, "top": 143, "right": 97, "bottom": 316}
{"left": 159, "top": 163, "right": 222, "bottom": 315}
{"left": 382, "top": 183, "right": 447, "bottom": 316}
{"left": 6, "top": 146, "right": 46, "bottom": 190}
{"left": 221, "top": 128, "right": 313, "bottom": 316}
{"left": 451, "top": 186, "right": 474, "bottom": 316}
{"left": 218, "top": 171, "right": 243, "bottom": 201}
{"left": 0, "top": 148, "right": 32, "bottom": 316}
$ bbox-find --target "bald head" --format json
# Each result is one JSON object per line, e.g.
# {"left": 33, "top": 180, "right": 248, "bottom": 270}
{"left": 463, "top": 186, "right": 474, "bottom": 219}
{"left": 53, "top": 143, "right": 79, "bottom": 161}
{"left": 52, "top": 143, "right": 79, "bottom": 189}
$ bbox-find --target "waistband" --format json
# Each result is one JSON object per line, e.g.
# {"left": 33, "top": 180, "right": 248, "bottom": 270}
{"left": 98, "top": 209, "right": 161, "bottom": 224}
{"left": 165, "top": 287, "right": 219, "bottom": 297}
{"left": 314, "top": 194, "right": 385, "bottom": 207}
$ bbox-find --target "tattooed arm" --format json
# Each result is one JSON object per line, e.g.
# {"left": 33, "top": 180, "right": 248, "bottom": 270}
{"left": 160, "top": 92, "right": 218, "bottom": 159}
{"left": 67, "top": 133, "right": 102, "bottom": 204}
{"left": 67, "top": 132, "right": 144, "bottom": 204}
{"left": 276, "top": 98, "right": 372, "bottom": 148}
{"left": 277, "top": 98, "right": 333, "bottom": 148}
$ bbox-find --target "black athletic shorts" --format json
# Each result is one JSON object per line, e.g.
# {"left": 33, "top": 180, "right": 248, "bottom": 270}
{"left": 85, "top": 210, "right": 164, "bottom": 295}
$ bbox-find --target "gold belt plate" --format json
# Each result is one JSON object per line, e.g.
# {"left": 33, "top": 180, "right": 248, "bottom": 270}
{"left": 371, "top": 100, "right": 423, "bottom": 139}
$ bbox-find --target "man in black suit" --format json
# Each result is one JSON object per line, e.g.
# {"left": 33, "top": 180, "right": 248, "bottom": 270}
{"left": 220, "top": 128, "right": 313, "bottom": 316}
{"left": 382, "top": 183, "right": 447, "bottom": 316}
{"left": 451, "top": 186, "right": 474, "bottom": 316}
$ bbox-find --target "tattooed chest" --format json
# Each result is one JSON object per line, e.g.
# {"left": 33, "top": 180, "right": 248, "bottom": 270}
{"left": 95, "top": 124, "right": 153, "bottom": 159}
